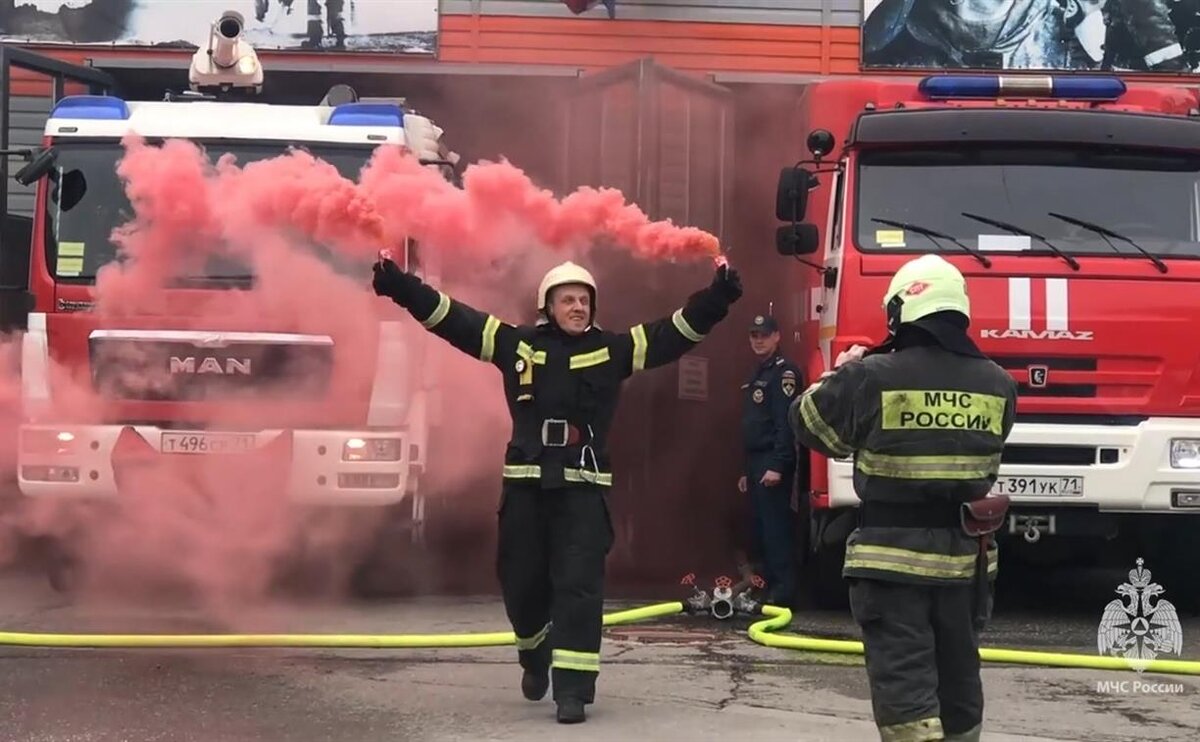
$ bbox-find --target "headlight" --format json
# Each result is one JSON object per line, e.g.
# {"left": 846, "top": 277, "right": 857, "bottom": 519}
{"left": 342, "top": 437, "right": 402, "bottom": 462}
{"left": 1169, "top": 439, "right": 1200, "bottom": 468}
{"left": 21, "top": 429, "right": 77, "bottom": 455}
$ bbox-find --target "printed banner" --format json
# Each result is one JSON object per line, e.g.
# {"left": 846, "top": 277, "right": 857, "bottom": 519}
{"left": 861, "top": 0, "right": 1198, "bottom": 73}
{"left": 0, "top": 0, "right": 437, "bottom": 55}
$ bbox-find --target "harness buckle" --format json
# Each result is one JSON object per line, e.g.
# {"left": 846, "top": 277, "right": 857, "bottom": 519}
{"left": 542, "top": 419, "right": 570, "bottom": 447}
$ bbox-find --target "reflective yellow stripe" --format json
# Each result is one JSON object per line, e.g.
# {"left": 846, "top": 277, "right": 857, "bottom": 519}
{"left": 856, "top": 451, "right": 1001, "bottom": 480}
{"left": 517, "top": 341, "right": 546, "bottom": 364}
{"left": 552, "top": 649, "right": 600, "bottom": 673}
{"left": 422, "top": 292, "right": 450, "bottom": 329}
{"left": 503, "top": 465, "right": 540, "bottom": 479}
{"left": 798, "top": 392, "right": 853, "bottom": 457}
{"left": 569, "top": 348, "right": 610, "bottom": 370}
{"left": 515, "top": 622, "right": 551, "bottom": 651}
{"left": 881, "top": 390, "right": 1006, "bottom": 436}
{"left": 845, "top": 543, "right": 997, "bottom": 580}
{"left": 671, "top": 308, "right": 704, "bottom": 342}
{"left": 502, "top": 465, "right": 612, "bottom": 486}
{"left": 479, "top": 315, "right": 501, "bottom": 362}
{"left": 564, "top": 468, "right": 613, "bottom": 486}
{"left": 879, "top": 717, "right": 943, "bottom": 742}
{"left": 631, "top": 325, "right": 647, "bottom": 371}
{"left": 844, "top": 558, "right": 997, "bottom": 580}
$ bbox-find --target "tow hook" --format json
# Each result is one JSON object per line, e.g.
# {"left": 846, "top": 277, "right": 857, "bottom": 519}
{"left": 1009, "top": 514, "right": 1056, "bottom": 543}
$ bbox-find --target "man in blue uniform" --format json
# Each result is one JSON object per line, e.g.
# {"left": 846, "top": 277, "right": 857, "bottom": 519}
{"left": 737, "top": 314, "right": 803, "bottom": 606}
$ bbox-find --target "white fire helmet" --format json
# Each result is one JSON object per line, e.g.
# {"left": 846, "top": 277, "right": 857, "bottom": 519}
{"left": 537, "top": 261, "right": 597, "bottom": 320}
{"left": 882, "top": 254, "right": 971, "bottom": 332}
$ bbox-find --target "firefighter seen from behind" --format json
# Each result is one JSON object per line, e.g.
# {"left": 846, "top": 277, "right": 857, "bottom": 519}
{"left": 789, "top": 254, "right": 1018, "bottom": 742}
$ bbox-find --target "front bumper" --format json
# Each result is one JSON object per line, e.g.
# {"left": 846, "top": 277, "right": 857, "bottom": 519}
{"left": 18, "top": 424, "right": 416, "bottom": 507}
{"left": 827, "top": 417, "right": 1200, "bottom": 513}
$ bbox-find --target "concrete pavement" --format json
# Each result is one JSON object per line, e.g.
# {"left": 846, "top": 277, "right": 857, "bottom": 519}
{"left": 0, "top": 570, "right": 1196, "bottom": 741}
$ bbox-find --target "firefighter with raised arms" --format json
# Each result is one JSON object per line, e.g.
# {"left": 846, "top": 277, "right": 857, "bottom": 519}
{"left": 372, "top": 255, "right": 742, "bottom": 724}
{"left": 789, "top": 254, "right": 1017, "bottom": 742}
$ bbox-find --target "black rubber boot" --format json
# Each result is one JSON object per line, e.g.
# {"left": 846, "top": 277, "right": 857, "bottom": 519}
{"left": 557, "top": 698, "right": 586, "bottom": 724}
{"left": 522, "top": 666, "right": 549, "bottom": 701}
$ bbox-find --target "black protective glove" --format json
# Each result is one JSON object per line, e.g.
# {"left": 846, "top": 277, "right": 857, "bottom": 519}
{"left": 711, "top": 262, "right": 743, "bottom": 304}
{"left": 372, "top": 257, "right": 421, "bottom": 304}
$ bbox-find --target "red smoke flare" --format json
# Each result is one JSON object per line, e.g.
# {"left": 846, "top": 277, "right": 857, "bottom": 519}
{"left": 0, "top": 134, "right": 717, "bottom": 624}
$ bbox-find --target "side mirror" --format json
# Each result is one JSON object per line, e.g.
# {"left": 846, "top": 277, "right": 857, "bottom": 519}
{"left": 14, "top": 147, "right": 57, "bottom": 186}
{"left": 776, "top": 224, "right": 820, "bottom": 256}
{"left": 775, "top": 166, "right": 816, "bottom": 222}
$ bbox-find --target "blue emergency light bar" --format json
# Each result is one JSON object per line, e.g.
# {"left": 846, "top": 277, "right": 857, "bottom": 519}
{"left": 328, "top": 102, "right": 405, "bottom": 128}
{"left": 918, "top": 75, "right": 1126, "bottom": 102}
{"left": 49, "top": 95, "right": 130, "bottom": 120}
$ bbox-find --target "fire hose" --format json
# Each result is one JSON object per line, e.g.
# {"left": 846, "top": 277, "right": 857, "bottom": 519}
{"left": 1, "top": 599, "right": 1197, "bottom": 677}
{"left": 748, "top": 605, "right": 1200, "bottom": 677}
{"left": 0, "top": 601, "right": 684, "bottom": 648}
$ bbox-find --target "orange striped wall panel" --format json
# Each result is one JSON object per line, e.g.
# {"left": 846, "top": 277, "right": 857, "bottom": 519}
{"left": 438, "top": 15, "right": 861, "bottom": 75}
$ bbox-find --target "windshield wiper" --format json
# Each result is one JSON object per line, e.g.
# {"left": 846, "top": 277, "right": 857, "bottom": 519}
{"left": 1046, "top": 212, "right": 1167, "bottom": 274}
{"left": 960, "top": 211, "right": 1080, "bottom": 271}
{"left": 870, "top": 217, "right": 991, "bottom": 267}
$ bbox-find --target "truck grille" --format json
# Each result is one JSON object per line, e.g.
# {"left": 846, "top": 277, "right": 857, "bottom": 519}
{"left": 1001, "top": 444, "right": 1106, "bottom": 466}
{"left": 89, "top": 330, "right": 334, "bottom": 402}
{"left": 991, "top": 355, "right": 1097, "bottom": 398}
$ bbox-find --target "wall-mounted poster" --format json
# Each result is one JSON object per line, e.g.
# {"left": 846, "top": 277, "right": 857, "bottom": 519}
{"left": 861, "top": 0, "right": 1200, "bottom": 73}
{"left": 0, "top": 0, "right": 438, "bottom": 55}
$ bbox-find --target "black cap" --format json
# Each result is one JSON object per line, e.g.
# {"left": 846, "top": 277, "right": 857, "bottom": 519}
{"left": 749, "top": 314, "right": 779, "bottom": 333}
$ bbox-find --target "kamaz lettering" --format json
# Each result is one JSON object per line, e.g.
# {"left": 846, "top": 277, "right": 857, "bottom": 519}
{"left": 980, "top": 329, "right": 1094, "bottom": 341}
{"left": 169, "top": 356, "right": 252, "bottom": 375}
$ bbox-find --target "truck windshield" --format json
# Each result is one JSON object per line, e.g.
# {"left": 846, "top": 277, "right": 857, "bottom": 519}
{"left": 44, "top": 140, "right": 377, "bottom": 284}
{"left": 855, "top": 146, "right": 1200, "bottom": 260}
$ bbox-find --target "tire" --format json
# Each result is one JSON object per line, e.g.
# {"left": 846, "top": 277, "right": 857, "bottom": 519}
{"left": 808, "top": 540, "right": 849, "bottom": 610}
{"left": 796, "top": 508, "right": 852, "bottom": 610}
{"left": 46, "top": 551, "right": 80, "bottom": 594}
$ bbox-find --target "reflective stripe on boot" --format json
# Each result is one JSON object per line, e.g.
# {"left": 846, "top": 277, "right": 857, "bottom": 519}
{"left": 879, "top": 716, "right": 943, "bottom": 742}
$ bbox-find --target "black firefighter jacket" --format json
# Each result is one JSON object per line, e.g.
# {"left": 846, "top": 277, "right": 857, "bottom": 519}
{"left": 789, "top": 344, "right": 1018, "bottom": 586}
{"left": 393, "top": 275, "right": 732, "bottom": 490}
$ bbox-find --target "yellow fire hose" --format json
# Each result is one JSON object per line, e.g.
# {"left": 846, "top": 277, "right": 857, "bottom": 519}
{"left": 748, "top": 605, "right": 1200, "bottom": 677}
{"left": 0, "top": 601, "right": 685, "bottom": 649}
{"left": 4, "top": 599, "right": 1198, "bottom": 679}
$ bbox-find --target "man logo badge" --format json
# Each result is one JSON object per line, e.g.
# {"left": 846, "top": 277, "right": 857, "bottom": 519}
{"left": 1028, "top": 365, "right": 1049, "bottom": 388}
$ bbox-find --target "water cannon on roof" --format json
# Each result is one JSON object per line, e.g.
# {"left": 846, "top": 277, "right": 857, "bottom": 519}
{"left": 189, "top": 10, "right": 263, "bottom": 94}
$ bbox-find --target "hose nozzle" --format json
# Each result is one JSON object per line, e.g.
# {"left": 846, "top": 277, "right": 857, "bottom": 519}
{"left": 711, "top": 586, "right": 734, "bottom": 620}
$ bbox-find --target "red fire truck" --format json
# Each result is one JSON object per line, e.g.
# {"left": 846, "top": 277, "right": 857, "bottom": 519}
{"left": 1, "top": 11, "right": 456, "bottom": 591}
{"left": 776, "top": 74, "right": 1200, "bottom": 610}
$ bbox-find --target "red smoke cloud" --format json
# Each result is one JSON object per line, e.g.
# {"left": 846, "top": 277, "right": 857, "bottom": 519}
{"left": 0, "top": 135, "right": 718, "bottom": 625}
{"left": 116, "top": 135, "right": 719, "bottom": 264}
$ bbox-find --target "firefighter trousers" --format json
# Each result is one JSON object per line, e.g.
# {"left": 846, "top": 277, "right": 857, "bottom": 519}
{"left": 848, "top": 578, "right": 986, "bottom": 742}
{"left": 747, "top": 455, "right": 796, "bottom": 604}
{"left": 496, "top": 480, "right": 614, "bottom": 703}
